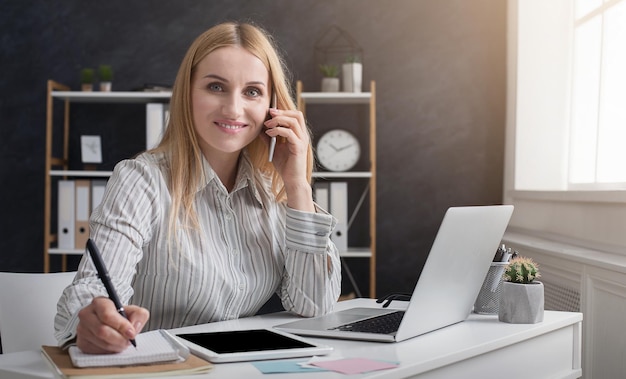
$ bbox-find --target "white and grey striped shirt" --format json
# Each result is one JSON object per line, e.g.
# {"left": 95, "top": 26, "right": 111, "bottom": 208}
{"left": 55, "top": 152, "right": 341, "bottom": 346}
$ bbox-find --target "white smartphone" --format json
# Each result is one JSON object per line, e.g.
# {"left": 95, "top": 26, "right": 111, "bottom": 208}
{"left": 174, "top": 328, "right": 332, "bottom": 363}
{"left": 268, "top": 92, "right": 277, "bottom": 162}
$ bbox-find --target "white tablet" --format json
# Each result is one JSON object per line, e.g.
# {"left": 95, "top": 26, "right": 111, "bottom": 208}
{"left": 173, "top": 328, "right": 333, "bottom": 363}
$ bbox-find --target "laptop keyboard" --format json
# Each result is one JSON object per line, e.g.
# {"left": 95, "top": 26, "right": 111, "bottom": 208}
{"left": 330, "top": 311, "right": 405, "bottom": 334}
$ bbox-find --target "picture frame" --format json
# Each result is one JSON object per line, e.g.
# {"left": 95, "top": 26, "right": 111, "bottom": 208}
{"left": 80, "top": 135, "right": 103, "bottom": 164}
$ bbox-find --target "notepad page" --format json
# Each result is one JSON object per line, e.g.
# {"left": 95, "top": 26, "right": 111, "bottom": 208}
{"left": 69, "top": 329, "right": 189, "bottom": 368}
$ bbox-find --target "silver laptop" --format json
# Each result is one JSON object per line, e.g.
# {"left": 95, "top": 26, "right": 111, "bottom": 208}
{"left": 275, "top": 205, "right": 514, "bottom": 343}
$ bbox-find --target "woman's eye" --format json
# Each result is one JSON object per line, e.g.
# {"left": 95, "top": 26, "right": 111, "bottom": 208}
{"left": 246, "top": 88, "right": 261, "bottom": 97}
{"left": 208, "top": 83, "right": 223, "bottom": 92}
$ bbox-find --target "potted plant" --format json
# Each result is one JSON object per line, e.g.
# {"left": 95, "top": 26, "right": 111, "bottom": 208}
{"left": 98, "top": 65, "right": 113, "bottom": 92}
{"left": 98, "top": 64, "right": 113, "bottom": 92}
{"left": 342, "top": 55, "right": 362, "bottom": 93}
{"left": 498, "top": 256, "right": 544, "bottom": 324}
{"left": 80, "top": 68, "right": 94, "bottom": 92}
{"left": 319, "top": 64, "right": 339, "bottom": 92}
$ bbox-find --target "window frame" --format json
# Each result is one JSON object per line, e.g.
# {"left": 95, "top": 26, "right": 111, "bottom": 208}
{"left": 504, "top": 0, "right": 626, "bottom": 254}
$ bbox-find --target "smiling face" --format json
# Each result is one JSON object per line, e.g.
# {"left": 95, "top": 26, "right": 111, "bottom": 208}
{"left": 191, "top": 46, "right": 271, "bottom": 164}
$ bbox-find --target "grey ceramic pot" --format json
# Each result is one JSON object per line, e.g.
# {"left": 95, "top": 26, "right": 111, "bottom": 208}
{"left": 498, "top": 281, "right": 544, "bottom": 324}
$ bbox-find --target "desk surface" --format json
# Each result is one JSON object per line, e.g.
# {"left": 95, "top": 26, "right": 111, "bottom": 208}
{"left": 0, "top": 299, "right": 582, "bottom": 379}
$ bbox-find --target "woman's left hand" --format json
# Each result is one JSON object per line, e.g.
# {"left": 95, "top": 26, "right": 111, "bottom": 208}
{"left": 264, "top": 108, "right": 315, "bottom": 211}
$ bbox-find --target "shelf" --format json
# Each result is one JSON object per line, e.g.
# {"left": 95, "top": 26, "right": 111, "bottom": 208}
{"left": 50, "top": 170, "right": 112, "bottom": 177}
{"left": 299, "top": 91, "right": 371, "bottom": 104}
{"left": 48, "top": 248, "right": 83, "bottom": 256}
{"left": 52, "top": 90, "right": 367, "bottom": 104}
{"left": 312, "top": 171, "right": 372, "bottom": 179}
{"left": 51, "top": 91, "right": 171, "bottom": 103}
{"left": 339, "top": 248, "right": 372, "bottom": 258}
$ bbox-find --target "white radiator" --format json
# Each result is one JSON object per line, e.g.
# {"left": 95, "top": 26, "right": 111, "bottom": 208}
{"left": 543, "top": 278, "right": 580, "bottom": 312}
{"left": 503, "top": 229, "right": 626, "bottom": 379}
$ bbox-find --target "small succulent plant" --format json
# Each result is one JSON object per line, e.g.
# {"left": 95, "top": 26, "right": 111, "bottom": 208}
{"left": 503, "top": 256, "right": 540, "bottom": 284}
{"left": 319, "top": 64, "right": 339, "bottom": 78}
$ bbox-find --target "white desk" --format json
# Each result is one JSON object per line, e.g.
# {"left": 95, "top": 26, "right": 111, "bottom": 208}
{"left": 0, "top": 299, "right": 582, "bottom": 379}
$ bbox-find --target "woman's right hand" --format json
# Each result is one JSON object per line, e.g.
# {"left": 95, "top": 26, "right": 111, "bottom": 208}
{"left": 76, "top": 297, "right": 150, "bottom": 354}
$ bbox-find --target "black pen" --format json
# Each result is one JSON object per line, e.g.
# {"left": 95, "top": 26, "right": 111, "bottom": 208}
{"left": 86, "top": 238, "right": 137, "bottom": 348}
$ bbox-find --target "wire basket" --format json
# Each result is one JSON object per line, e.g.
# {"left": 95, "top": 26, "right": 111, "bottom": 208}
{"left": 473, "top": 262, "right": 508, "bottom": 314}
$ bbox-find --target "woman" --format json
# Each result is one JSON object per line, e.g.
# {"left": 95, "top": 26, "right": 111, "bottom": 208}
{"left": 55, "top": 21, "right": 342, "bottom": 354}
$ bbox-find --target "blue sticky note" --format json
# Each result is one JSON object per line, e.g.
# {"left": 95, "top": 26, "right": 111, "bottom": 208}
{"left": 252, "top": 359, "right": 329, "bottom": 374}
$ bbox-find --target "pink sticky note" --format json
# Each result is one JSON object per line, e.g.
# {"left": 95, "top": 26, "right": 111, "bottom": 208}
{"left": 311, "top": 358, "right": 397, "bottom": 375}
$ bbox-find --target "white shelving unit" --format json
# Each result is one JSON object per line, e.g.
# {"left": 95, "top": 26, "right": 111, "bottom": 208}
{"left": 297, "top": 80, "right": 377, "bottom": 298}
{"left": 44, "top": 80, "right": 170, "bottom": 271}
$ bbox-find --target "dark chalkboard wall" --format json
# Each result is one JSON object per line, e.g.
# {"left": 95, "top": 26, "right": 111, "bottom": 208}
{"left": 0, "top": 0, "right": 506, "bottom": 298}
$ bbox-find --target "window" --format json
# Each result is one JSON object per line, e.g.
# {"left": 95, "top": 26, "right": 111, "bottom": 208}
{"left": 569, "top": 0, "right": 626, "bottom": 189}
{"left": 505, "top": 0, "right": 626, "bottom": 257}
{"left": 513, "top": 0, "right": 626, "bottom": 191}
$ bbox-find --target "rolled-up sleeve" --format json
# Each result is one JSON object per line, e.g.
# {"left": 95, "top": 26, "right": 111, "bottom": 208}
{"left": 279, "top": 207, "right": 341, "bottom": 317}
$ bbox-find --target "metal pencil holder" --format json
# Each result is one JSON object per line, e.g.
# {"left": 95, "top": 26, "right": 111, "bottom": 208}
{"left": 474, "top": 262, "right": 508, "bottom": 314}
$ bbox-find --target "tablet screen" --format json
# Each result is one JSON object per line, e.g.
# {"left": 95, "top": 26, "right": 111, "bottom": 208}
{"left": 177, "top": 329, "right": 316, "bottom": 354}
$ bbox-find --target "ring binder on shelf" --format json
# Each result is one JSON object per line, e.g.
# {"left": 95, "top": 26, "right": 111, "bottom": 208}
{"left": 91, "top": 180, "right": 107, "bottom": 213}
{"left": 74, "top": 180, "right": 91, "bottom": 249}
{"left": 330, "top": 181, "right": 348, "bottom": 253}
{"left": 314, "top": 182, "right": 330, "bottom": 212}
{"left": 57, "top": 180, "right": 75, "bottom": 250}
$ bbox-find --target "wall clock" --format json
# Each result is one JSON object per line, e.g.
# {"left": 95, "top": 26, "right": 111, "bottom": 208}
{"left": 316, "top": 129, "right": 361, "bottom": 171}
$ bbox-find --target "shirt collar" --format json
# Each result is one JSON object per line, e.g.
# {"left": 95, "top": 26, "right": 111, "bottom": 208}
{"left": 199, "top": 151, "right": 264, "bottom": 206}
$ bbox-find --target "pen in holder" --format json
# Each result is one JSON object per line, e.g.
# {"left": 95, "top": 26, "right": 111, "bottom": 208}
{"left": 473, "top": 261, "right": 508, "bottom": 314}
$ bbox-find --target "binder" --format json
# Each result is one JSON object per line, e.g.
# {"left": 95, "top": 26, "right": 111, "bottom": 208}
{"left": 330, "top": 181, "right": 348, "bottom": 253}
{"left": 146, "top": 103, "right": 168, "bottom": 149}
{"left": 74, "top": 180, "right": 91, "bottom": 249}
{"left": 57, "top": 180, "right": 75, "bottom": 250}
{"left": 314, "top": 182, "right": 330, "bottom": 212}
{"left": 91, "top": 179, "right": 107, "bottom": 213}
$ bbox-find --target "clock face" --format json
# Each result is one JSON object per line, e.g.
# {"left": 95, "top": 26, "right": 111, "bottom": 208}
{"left": 316, "top": 129, "right": 361, "bottom": 171}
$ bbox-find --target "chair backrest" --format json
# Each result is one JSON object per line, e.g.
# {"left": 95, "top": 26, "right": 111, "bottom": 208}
{"left": 0, "top": 271, "right": 76, "bottom": 354}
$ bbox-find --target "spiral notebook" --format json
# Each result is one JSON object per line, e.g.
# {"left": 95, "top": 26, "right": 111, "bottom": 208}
{"left": 68, "top": 329, "right": 187, "bottom": 368}
{"left": 41, "top": 330, "right": 213, "bottom": 379}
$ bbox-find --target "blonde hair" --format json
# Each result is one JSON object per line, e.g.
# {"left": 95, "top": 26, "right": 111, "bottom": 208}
{"left": 152, "top": 22, "right": 314, "bottom": 240}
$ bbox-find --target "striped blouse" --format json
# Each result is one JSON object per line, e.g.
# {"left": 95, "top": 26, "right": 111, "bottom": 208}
{"left": 54, "top": 151, "right": 341, "bottom": 346}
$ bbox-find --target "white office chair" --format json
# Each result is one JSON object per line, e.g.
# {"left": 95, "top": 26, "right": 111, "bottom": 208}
{"left": 0, "top": 271, "right": 76, "bottom": 354}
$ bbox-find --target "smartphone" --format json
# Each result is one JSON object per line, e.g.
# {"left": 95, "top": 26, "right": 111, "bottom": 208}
{"left": 268, "top": 92, "right": 277, "bottom": 162}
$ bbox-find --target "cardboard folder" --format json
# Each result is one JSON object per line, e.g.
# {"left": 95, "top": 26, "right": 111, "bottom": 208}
{"left": 74, "top": 180, "right": 90, "bottom": 249}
